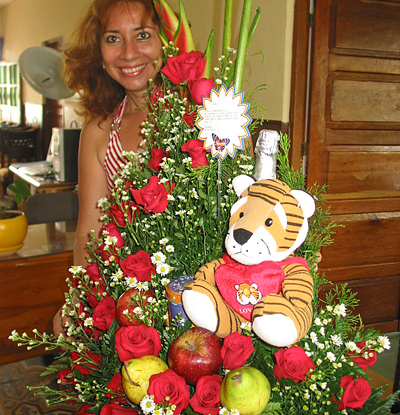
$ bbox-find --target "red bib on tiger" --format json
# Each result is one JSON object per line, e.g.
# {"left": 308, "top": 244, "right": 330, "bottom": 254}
{"left": 215, "top": 254, "right": 309, "bottom": 320}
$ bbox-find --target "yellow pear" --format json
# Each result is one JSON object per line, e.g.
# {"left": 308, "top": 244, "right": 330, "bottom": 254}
{"left": 220, "top": 366, "right": 271, "bottom": 415}
{"left": 121, "top": 355, "right": 168, "bottom": 404}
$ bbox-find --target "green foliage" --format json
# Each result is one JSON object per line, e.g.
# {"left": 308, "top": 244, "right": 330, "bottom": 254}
{"left": 8, "top": 179, "right": 32, "bottom": 208}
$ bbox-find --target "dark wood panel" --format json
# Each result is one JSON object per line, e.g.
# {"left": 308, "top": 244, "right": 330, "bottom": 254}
{"left": 326, "top": 195, "right": 400, "bottom": 215}
{"left": 319, "top": 275, "right": 400, "bottom": 328}
{"left": 326, "top": 150, "right": 400, "bottom": 193}
{"left": 332, "top": 0, "right": 400, "bottom": 56}
{"left": 329, "top": 54, "right": 400, "bottom": 75}
{"left": 326, "top": 129, "right": 400, "bottom": 146}
{"left": 320, "top": 212, "right": 400, "bottom": 268}
{"left": 0, "top": 252, "right": 72, "bottom": 365}
{"left": 331, "top": 79, "right": 400, "bottom": 123}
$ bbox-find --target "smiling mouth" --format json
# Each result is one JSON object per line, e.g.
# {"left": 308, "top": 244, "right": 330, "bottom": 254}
{"left": 121, "top": 64, "right": 146, "bottom": 74}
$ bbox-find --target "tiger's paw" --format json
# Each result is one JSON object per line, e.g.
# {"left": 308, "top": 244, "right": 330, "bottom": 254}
{"left": 181, "top": 285, "right": 218, "bottom": 333}
{"left": 252, "top": 313, "right": 298, "bottom": 347}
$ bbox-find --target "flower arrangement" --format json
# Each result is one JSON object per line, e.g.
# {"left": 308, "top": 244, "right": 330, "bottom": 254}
{"left": 10, "top": 1, "right": 400, "bottom": 415}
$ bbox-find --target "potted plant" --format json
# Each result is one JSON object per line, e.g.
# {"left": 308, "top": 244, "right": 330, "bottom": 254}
{"left": 0, "top": 179, "right": 31, "bottom": 253}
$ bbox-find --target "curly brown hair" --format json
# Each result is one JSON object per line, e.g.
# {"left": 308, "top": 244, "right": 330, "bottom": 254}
{"left": 63, "top": 0, "right": 160, "bottom": 122}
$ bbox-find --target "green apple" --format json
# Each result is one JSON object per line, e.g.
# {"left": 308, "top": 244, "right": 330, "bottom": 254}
{"left": 220, "top": 366, "right": 271, "bottom": 415}
{"left": 121, "top": 355, "right": 168, "bottom": 404}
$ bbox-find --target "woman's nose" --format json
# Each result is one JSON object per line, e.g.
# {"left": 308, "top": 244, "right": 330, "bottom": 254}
{"left": 121, "top": 40, "right": 140, "bottom": 60}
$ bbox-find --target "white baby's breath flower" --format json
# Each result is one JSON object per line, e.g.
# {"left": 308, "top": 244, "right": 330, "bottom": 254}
{"left": 334, "top": 303, "right": 346, "bottom": 317}
{"left": 141, "top": 395, "right": 155, "bottom": 414}
{"left": 240, "top": 321, "right": 252, "bottom": 331}
{"left": 111, "top": 269, "right": 124, "bottom": 282}
{"left": 69, "top": 265, "right": 82, "bottom": 274}
{"left": 309, "top": 332, "right": 318, "bottom": 344}
{"left": 166, "top": 245, "right": 174, "bottom": 253}
{"left": 326, "top": 352, "right": 336, "bottom": 362}
{"left": 330, "top": 334, "right": 343, "bottom": 346}
{"left": 377, "top": 335, "right": 391, "bottom": 350}
{"left": 104, "top": 235, "right": 118, "bottom": 246}
{"left": 125, "top": 276, "right": 138, "bottom": 288}
{"left": 346, "top": 341, "right": 357, "bottom": 352}
{"left": 151, "top": 251, "right": 166, "bottom": 264}
{"left": 84, "top": 317, "right": 93, "bottom": 327}
{"left": 156, "top": 263, "right": 171, "bottom": 276}
{"left": 97, "top": 197, "right": 108, "bottom": 208}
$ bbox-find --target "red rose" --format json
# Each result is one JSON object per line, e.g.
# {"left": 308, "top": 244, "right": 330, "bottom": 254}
{"left": 72, "top": 351, "right": 102, "bottom": 375}
{"left": 76, "top": 404, "right": 93, "bottom": 415}
{"left": 102, "top": 223, "right": 125, "bottom": 248}
{"left": 161, "top": 51, "right": 205, "bottom": 85}
{"left": 106, "top": 373, "right": 128, "bottom": 405}
{"left": 148, "top": 369, "right": 190, "bottom": 415}
{"left": 273, "top": 346, "right": 315, "bottom": 383}
{"left": 189, "top": 374, "right": 222, "bottom": 415}
{"left": 130, "top": 176, "right": 168, "bottom": 214}
{"left": 109, "top": 202, "right": 138, "bottom": 227}
{"left": 84, "top": 263, "right": 107, "bottom": 308}
{"left": 115, "top": 325, "right": 161, "bottom": 362}
{"left": 348, "top": 341, "right": 377, "bottom": 370}
{"left": 183, "top": 111, "right": 196, "bottom": 127}
{"left": 221, "top": 332, "right": 254, "bottom": 370}
{"left": 181, "top": 139, "right": 209, "bottom": 169}
{"left": 100, "top": 403, "right": 138, "bottom": 415}
{"left": 93, "top": 296, "right": 116, "bottom": 331}
{"left": 335, "top": 375, "right": 371, "bottom": 410}
{"left": 120, "top": 250, "right": 154, "bottom": 282}
{"left": 188, "top": 78, "right": 215, "bottom": 105}
{"left": 148, "top": 148, "right": 169, "bottom": 172}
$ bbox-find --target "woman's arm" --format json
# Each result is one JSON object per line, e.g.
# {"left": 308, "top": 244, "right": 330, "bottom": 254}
{"left": 53, "top": 118, "right": 109, "bottom": 338}
{"left": 73, "top": 119, "right": 110, "bottom": 265}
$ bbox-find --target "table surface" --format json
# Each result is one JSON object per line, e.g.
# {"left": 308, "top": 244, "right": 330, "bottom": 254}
{"left": 0, "top": 220, "right": 76, "bottom": 262}
{"left": 9, "top": 161, "right": 77, "bottom": 192}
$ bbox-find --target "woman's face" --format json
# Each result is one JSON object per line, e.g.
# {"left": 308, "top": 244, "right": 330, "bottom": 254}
{"left": 100, "top": 1, "right": 162, "bottom": 98}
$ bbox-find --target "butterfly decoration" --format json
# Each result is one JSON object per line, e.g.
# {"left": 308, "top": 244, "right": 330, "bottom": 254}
{"left": 212, "top": 133, "right": 230, "bottom": 153}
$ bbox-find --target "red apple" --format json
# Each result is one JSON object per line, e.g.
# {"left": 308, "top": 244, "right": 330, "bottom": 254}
{"left": 167, "top": 327, "right": 223, "bottom": 384}
{"left": 116, "top": 287, "right": 156, "bottom": 326}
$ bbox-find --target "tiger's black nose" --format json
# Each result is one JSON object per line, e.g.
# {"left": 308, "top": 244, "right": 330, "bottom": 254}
{"left": 233, "top": 228, "right": 253, "bottom": 245}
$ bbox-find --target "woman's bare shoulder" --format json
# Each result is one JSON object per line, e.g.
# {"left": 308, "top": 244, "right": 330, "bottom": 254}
{"left": 81, "top": 115, "right": 113, "bottom": 142}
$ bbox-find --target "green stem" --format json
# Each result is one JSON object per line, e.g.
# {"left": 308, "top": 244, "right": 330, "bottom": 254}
{"left": 247, "top": 6, "right": 262, "bottom": 48}
{"left": 226, "top": 6, "right": 262, "bottom": 87}
{"left": 233, "top": 0, "right": 253, "bottom": 91}
{"left": 222, "top": 0, "right": 233, "bottom": 56}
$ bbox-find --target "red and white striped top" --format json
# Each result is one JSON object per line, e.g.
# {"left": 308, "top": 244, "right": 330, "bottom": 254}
{"left": 104, "top": 97, "right": 128, "bottom": 194}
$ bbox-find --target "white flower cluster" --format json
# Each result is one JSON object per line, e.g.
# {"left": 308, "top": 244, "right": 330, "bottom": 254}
{"left": 141, "top": 395, "right": 176, "bottom": 415}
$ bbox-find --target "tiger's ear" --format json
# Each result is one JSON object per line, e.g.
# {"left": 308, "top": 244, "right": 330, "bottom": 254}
{"left": 232, "top": 175, "right": 255, "bottom": 197}
{"left": 290, "top": 189, "right": 316, "bottom": 219}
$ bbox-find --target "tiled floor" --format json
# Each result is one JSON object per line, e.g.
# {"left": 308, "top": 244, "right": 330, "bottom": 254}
{"left": 0, "top": 356, "right": 81, "bottom": 415}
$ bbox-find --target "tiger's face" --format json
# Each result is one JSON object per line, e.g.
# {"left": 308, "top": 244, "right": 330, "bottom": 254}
{"left": 225, "top": 177, "right": 315, "bottom": 265}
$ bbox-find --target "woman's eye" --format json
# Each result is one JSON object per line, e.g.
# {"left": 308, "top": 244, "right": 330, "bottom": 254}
{"left": 106, "top": 35, "right": 119, "bottom": 44}
{"left": 138, "top": 31, "right": 150, "bottom": 40}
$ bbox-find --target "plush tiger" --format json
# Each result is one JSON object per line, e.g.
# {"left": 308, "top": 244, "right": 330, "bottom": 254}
{"left": 181, "top": 175, "right": 316, "bottom": 347}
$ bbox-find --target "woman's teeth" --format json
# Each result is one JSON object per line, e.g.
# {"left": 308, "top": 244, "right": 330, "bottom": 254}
{"left": 121, "top": 64, "right": 146, "bottom": 74}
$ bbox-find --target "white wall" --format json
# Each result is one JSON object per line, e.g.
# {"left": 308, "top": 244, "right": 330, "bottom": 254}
{"left": 1, "top": 0, "right": 294, "bottom": 122}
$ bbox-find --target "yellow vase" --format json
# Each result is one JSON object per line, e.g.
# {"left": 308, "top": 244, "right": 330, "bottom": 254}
{"left": 0, "top": 210, "right": 28, "bottom": 253}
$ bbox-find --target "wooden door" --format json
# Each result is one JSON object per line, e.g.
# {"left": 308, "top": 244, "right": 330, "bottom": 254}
{"left": 306, "top": 0, "right": 400, "bottom": 332}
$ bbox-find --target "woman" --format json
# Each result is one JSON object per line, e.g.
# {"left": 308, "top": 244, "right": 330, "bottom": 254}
{"left": 53, "top": 0, "right": 162, "bottom": 337}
